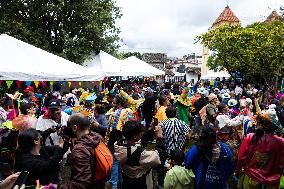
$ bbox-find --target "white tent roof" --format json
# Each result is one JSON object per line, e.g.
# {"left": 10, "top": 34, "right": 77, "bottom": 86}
{"left": 201, "top": 71, "right": 230, "bottom": 80}
{"left": 0, "top": 34, "right": 104, "bottom": 81}
{"left": 122, "top": 56, "right": 165, "bottom": 76}
{"left": 83, "top": 50, "right": 123, "bottom": 77}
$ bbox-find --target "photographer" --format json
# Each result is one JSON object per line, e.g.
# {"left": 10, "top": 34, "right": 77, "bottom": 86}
{"left": 114, "top": 120, "right": 164, "bottom": 189}
{"left": 59, "top": 113, "right": 102, "bottom": 189}
{"left": 34, "top": 99, "right": 69, "bottom": 146}
{"left": 14, "top": 128, "right": 68, "bottom": 187}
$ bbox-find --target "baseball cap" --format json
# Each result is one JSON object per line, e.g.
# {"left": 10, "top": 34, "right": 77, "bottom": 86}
{"left": 24, "top": 86, "right": 34, "bottom": 93}
{"left": 48, "top": 99, "right": 61, "bottom": 109}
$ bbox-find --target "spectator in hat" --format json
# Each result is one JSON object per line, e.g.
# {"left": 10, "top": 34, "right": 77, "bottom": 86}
{"left": 221, "top": 93, "right": 230, "bottom": 105}
{"left": 235, "top": 84, "right": 243, "bottom": 99}
{"left": 24, "top": 86, "right": 35, "bottom": 97}
{"left": 204, "top": 93, "right": 219, "bottom": 125}
{"left": 23, "top": 86, "right": 37, "bottom": 104}
{"left": 215, "top": 103, "right": 242, "bottom": 142}
{"left": 228, "top": 99, "right": 240, "bottom": 118}
{"left": 34, "top": 99, "right": 69, "bottom": 146}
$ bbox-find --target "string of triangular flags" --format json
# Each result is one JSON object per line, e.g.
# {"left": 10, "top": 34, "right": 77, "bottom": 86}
{"left": 0, "top": 76, "right": 158, "bottom": 89}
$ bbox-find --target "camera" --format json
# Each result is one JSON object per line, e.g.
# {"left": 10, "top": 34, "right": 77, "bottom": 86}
{"left": 56, "top": 125, "right": 76, "bottom": 140}
{"left": 53, "top": 123, "right": 62, "bottom": 131}
{"left": 48, "top": 124, "right": 74, "bottom": 140}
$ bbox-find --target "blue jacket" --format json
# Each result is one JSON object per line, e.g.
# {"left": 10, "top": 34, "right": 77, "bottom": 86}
{"left": 185, "top": 142, "right": 233, "bottom": 189}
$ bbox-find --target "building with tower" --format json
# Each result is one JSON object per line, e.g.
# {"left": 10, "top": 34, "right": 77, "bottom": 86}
{"left": 201, "top": 6, "right": 240, "bottom": 76}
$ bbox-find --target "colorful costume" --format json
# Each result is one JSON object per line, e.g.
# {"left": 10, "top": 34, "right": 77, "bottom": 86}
{"left": 108, "top": 107, "right": 134, "bottom": 131}
{"left": 73, "top": 93, "right": 97, "bottom": 122}
{"left": 176, "top": 87, "right": 191, "bottom": 124}
{"left": 119, "top": 90, "right": 144, "bottom": 121}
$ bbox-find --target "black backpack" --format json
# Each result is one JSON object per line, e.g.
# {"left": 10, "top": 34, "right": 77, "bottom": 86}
{"left": 119, "top": 142, "right": 151, "bottom": 189}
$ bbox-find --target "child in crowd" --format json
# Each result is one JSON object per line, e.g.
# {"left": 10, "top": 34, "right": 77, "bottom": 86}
{"left": 164, "top": 150, "right": 194, "bottom": 189}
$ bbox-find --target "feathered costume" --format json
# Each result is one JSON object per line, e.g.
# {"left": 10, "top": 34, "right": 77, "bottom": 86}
{"left": 176, "top": 87, "right": 191, "bottom": 124}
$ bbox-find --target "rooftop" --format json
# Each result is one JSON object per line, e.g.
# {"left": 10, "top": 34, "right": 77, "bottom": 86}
{"left": 212, "top": 6, "right": 240, "bottom": 26}
{"left": 265, "top": 10, "right": 281, "bottom": 22}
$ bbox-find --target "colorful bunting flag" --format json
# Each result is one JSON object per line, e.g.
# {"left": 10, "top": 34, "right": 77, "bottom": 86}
{"left": 16, "top": 81, "right": 23, "bottom": 89}
{"left": 62, "top": 81, "right": 67, "bottom": 86}
{"left": 34, "top": 81, "right": 40, "bottom": 88}
{"left": 41, "top": 81, "right": 47, "bottom": 88}
{"left": 6, "top": 80, "right": 13, "bottom": 88}
{"left": 78, "top": 82, "right": 82, "bottom": 86}
{"left": 25, "top": 81, "right": 32, "bottom": 86}
{"left": 68, "top": 81, "right": 72, "bottom": 87}
{"left": 50, "top": 81, "right": 54, "bottom": 86}
{"left": 73, "top": 81, "right": 77, "bottom": 87}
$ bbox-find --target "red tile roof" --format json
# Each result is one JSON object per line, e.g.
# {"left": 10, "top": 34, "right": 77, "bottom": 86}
{"left": 265, "top": 10, "right": 281, "bottom": 22}
{"left": 213, "top": 6, "right": 240, "bottom": 26}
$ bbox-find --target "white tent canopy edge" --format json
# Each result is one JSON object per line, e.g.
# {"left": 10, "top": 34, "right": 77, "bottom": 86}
{"left": 0, "top": 34, "right": 104, "bottom": 81}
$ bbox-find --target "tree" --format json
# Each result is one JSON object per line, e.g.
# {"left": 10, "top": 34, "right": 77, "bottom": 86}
{"left": 116, "top": 51, "right": 143, "bottom": 60}
{"left": 0, "top": 0, "right": 121, "bottom": 64}
{"left": 197, "top": 20, "right": 284, "bottom": 89}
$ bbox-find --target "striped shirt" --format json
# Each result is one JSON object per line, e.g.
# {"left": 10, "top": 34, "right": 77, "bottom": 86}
{"left": 160, "top": 118, "right": 190, "bottom": 154}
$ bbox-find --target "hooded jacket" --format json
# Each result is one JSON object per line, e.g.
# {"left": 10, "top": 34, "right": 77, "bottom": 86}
{"left": 114, "top": 140, "right": 162, "bottom": 189}
{"left": 164, "top": 165, "right": 195, "bottom": 189}
{"left": 236, "top": 133, "right": 284, "bottom": 187}
{"left": 60, "top": 132, "right": 102, "bottom": 189}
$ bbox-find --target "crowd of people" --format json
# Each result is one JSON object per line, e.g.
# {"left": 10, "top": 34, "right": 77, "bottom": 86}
{"left": 0, "top": 77, "right": 283, "bottom": 189}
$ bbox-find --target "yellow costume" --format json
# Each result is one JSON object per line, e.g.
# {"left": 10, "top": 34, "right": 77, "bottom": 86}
{"left": 119, "top": 90, "right": 144, "bottom": 113}
{"left": 155, "top": 106, "right": 167, "bottom": 124}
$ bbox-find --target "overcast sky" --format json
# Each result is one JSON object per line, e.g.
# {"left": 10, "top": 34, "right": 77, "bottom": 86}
{"left": 116, "top": 0, "right": 282, "bottom": 58}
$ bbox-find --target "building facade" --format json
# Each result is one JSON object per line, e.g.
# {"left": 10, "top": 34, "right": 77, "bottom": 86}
{"left": 167, "top": 54, "right": 202, "bottom": 83}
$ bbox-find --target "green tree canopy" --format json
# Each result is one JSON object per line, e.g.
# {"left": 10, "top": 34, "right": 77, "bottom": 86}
{"left": 116, "top": 51, "right": 143, "bottom": 60}
{"left": 197, "top": 20, "right": 284, "bottom": 89}
{"left": 0, "top": 0, "right": 121, "bottom": 64}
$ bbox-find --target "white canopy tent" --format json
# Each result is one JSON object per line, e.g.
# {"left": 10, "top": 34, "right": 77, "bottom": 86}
{"left": 121, "top": 56, "right": 165, "bottom": 76}
{"left": 83, "top": 51, "right": 165, "bottom": 77}
{"left": 201, "top": 71, "right": 230, "bottom": 80}
{"left": 0, "top": 34, "right": 104, "bottom": 81}
{"left": 83, "top": 50, "right": 123, "bottom": 77}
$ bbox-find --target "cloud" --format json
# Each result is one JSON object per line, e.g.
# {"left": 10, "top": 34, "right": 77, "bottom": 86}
{"left": 116, "top": 0, "right": 282, "bottom": 57}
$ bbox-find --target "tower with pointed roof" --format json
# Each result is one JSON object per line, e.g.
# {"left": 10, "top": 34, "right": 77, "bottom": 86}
{"left": 265, "top": 10, "right": 281, "bottom": 23}
{"left": 201, "top": 6, "right": 240, "bottom": 76}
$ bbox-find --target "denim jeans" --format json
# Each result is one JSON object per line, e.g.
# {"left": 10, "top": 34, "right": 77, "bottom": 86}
{"left": 109, "top": 159, "right": 120, "bottom": 188}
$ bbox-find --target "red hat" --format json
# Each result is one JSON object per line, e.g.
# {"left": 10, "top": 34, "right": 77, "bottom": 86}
{"left": 24, "top": 86, "right": 34, "bottom": 93}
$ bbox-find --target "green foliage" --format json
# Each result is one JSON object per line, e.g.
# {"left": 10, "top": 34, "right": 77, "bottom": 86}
{"left": 0, "top": 0, "right": 122, "bottom": 64}
{"left": 197, "top": 20, "right": 284, "bottom": 88}
{"left": 116, "top": 51, "right": 143, "bottom": 60}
